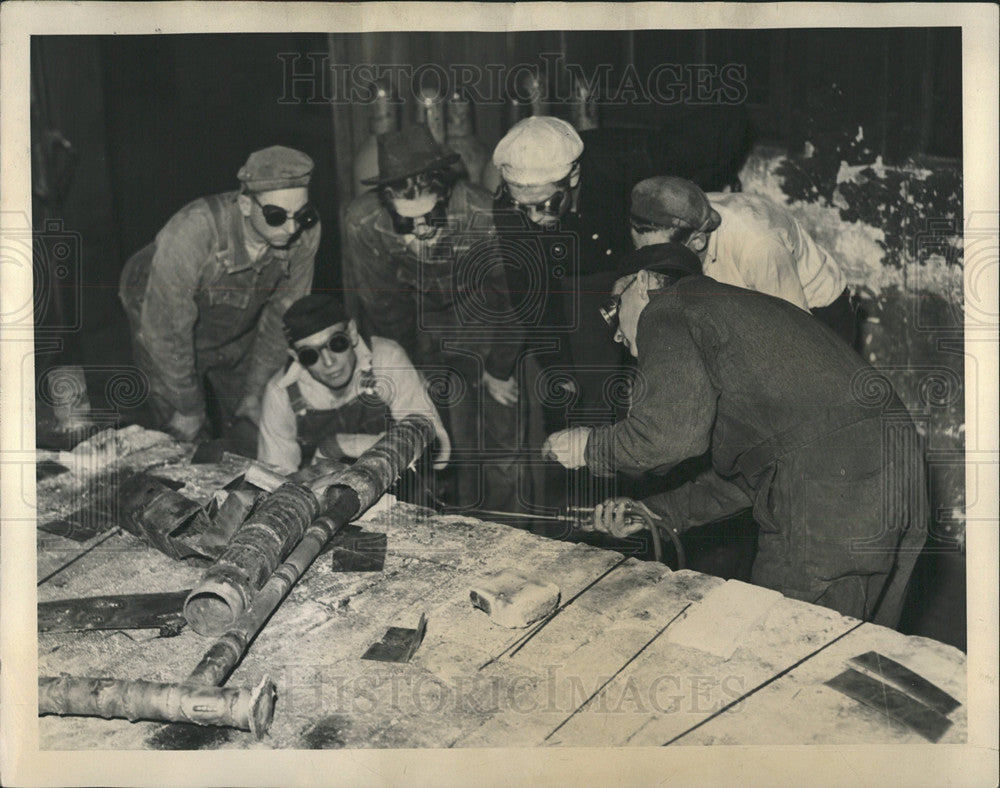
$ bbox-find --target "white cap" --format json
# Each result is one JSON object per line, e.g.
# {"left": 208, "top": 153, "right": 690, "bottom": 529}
{"left": 492, "top": 116, "right": 584, "bottom": 186}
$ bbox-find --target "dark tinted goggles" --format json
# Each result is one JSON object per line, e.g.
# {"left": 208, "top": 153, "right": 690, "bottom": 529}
{"left": 295, "top": 332, "right": 351, "bottom": 367}
{"left": 251, "top": 193, "right": 319, "bottom": 229}
{"left": 599, "top": 294, "right": 621, "bottom": 329}
{"left": 381, "top": 172, "right": 449, "bottom": 202}
{"left": 500, "top": 182, "right": 570, "bottom": 217}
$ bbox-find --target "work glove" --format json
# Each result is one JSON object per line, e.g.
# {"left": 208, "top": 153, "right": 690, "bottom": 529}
{"left": 482, "top": 371, "right": 518, "bottom": 406}
{"left": 583, "top": 497, "right": 657, "bottom": 539}
{"left": 540, "top": 426, "right": 592, "bottom": 469}
{"left": 168, "top": 410, "right": 208, "bottom": 442}
{"left": 234, "top": 393, "right": 263, "bottom": 426}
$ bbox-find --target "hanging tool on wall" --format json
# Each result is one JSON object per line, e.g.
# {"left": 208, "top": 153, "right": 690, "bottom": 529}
{"left": 465, "top": 505, "right": 685, "bottom": 570}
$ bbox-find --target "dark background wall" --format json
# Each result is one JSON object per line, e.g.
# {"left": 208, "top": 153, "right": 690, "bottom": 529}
{"left": 31, "top": 28, "right": 960, "bottom": 334}
{"left": 31, "top": 30, "right": 966, "bottom": 648}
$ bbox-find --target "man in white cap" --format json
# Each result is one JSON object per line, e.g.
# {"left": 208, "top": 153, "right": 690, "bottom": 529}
{"left": 629, "top": 175, "right": 858, "bottom": 346}
{"left": 119, "top": 145, "right": 320, "bottom": 443}
{"left": 491, "top": 116, "right": 633, "bottom": 430}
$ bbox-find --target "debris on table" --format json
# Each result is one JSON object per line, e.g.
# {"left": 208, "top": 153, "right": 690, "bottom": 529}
{"left": 37, "top": 589, "right": 191, "bottom": 633}
{"left": 328, "top": 526, "right": 388, "bottom": 572}
{"left": 362, "top": 612, "right": 428, "bottom": 663}
{"left": 848, "top": 650, "right": 961, "bottom": 715}
{"left": 56, "top": 425, "right": 172, "bottom": 475}
{"left": 825, "top": 666, "right": 953, "bottom": 742}
{"left": 469, "top": 569, "right": 561, "bottom": 629}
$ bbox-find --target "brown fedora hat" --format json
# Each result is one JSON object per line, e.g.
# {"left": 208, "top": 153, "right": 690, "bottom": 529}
{"left": 361, "top": 125, "right": 461, "bottom": 186}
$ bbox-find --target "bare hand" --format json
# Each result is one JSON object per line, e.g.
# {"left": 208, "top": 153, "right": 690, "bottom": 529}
{"left": 234, "top": 393, "right": 263, "bottom": 426}
{"left": 483, "top": 371, "right": 518, "bottom": 406}
{"left": 168, "top": 411, "right": 207, "bottom": 442}
{"left": 540, "top": 427, "right": 591, "bottom": 469}
{"left": 583, "top": 498, "right": 655, "bottom": 539}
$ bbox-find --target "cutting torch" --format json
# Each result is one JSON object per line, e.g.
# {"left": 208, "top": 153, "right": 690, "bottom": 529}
{"left": 466, "top": 504, "right": 686, "bottom": 570}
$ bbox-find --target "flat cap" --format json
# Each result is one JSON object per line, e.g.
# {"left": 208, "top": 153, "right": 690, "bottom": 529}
{"left": 283, "top": 294, "right": 348, "bottom": 344}
{"left": 630, "top": 176, "right": 721, "bottom": 233}
{"left": 492, "top": 116, "right": 584, "bottom": 186}
{"left": 238, "top": 145, "right": 314, "bottom": 192}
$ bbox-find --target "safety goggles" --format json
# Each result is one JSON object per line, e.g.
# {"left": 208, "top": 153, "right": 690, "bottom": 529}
{"left": 599, "top": 275, "right": 638, "bottom": 331}
{"left": 294, "top": 332, "right": 351, "bottom": 367}
{"left": 499, "top": 181, "right": 571, "bottom": 218}
{"left": 381, "top": 172, "right": 450, "bottom": 202}
{"left": 599, "top": 294, "right": 621, "bottom": 330}
{"left": 250, "top": 193, "right": 319, "bottom": 230}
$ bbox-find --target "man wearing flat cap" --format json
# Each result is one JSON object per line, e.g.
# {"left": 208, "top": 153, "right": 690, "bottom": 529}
{"left": 257, "top": 294, "right": 450, "bottom": 475}
{"left": 492, "top": 116, "right": 633, "bottom": 426}
{"left": 342, "top": 125, "right": 526, "bottom": 509}
{"left": 542, "top": 242, "right": 927, "bottom": 628}
{"left": 629, "top": 175, "right": 858, "bottom": 346}
{"left": 119, "top": 145, "right": 321, "bottom": 442}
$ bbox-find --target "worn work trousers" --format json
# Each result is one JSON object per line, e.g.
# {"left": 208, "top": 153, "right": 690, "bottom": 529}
{"left": 419, "top": 341, "right": 529, "bottom": 512}
{"left": 748, "top": 415, "right": 927, "bottom": 629}
{"left": 119, "top": 244, "right": 255, "bottom": 437}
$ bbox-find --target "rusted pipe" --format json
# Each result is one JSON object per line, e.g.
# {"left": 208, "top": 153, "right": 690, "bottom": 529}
{"left": 40, "top": 417, "right": 434, "bottom": 740}
{"left": 187, "top": 415, "right": 435, "bottom": 687}
{"left": 38, "top": 675, "right": 276, "bottom": 740}
{"left": 184, "top": 482, "right": 320, "bottom": 636}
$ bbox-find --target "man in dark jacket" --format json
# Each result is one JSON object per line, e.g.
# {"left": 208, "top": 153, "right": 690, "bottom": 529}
{"left": 343, "top": 125, "right": 526, "bottom": 509}
{"left": 542, "top": 242, "right": 927, "bottom": 628}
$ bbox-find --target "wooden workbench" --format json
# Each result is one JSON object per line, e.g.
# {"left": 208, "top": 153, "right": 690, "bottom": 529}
{"left": 36, "top": 447, "right": 967, "bottom": 750}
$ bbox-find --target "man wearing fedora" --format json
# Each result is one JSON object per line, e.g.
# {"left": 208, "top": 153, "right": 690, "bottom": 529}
{"left": 343, "top": 125, "right": 526, "bottom": 509}
{"left": 628, "top": 176, "right": 858, "bottom": 346}
{"left": 119, "top": 145, "right": 321, "bottom": 443}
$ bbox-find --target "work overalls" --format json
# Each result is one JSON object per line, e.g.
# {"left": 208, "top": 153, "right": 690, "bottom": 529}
{"left": 119, "top": 194, "right": 289, "bottom": 431}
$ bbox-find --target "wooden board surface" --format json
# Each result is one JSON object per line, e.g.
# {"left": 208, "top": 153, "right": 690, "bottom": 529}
{"left": 35, "top": 451, "right": 967, "bottom": 750}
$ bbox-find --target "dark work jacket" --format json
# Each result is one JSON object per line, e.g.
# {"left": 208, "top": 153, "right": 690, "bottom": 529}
{"left": 585, "top": 274, "right": 927, "bottom": 626}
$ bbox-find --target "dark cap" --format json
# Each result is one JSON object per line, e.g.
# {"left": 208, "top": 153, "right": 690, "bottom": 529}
{"left": 282, "top": 294, "right": 348, "bottom": 344}
{"left": 630, "top": 176, "right": 721, "bottom": 233}
{"left": 238, "top": 145, "right": 314, "bottom": 192}
{"left": 361, "top": 125, "right": 460, "bottom": 186}
{"left": 617, "top": 242, "right": 703, "bottom": 281}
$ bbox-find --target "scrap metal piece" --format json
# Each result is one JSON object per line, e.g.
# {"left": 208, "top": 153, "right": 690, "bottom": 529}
{"left": 38, "top": 590, "right": 191, "bottom": 633}
{"left": 118, "top": 474, "right": 217, "bottom": 562}
{"left": 848, "top": 651, "right": 960, "bottom": 716}
{"left": 362, "top": 613, "right": 427, "bottom": 663}
{"left": 328, "top": 526, "right": 387, "bottom": 572}
{"left": 825, "top": 668, "right": 952, "bottom": 742}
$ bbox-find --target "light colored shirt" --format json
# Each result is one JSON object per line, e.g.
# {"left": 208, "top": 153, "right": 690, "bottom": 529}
{"left": 703, "top": 192, "right": 845, "bottom": 310}
{"left": 257, "top": 335, "right": 450, "bottom": 474}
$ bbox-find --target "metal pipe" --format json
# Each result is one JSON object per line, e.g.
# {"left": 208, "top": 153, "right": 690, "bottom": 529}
{"left": 40, "top": 417, "right": 435, "bottom": 740}
{"left": 187, "top": 415, "right": 435, "bottom": 687}
{"left": 184, "top": 482, "right": 321, "bottom": 636}
{"left": 38, "top": 675, "right": 276, "bottom": 740}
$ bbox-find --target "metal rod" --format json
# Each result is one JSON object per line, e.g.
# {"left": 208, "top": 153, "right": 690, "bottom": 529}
{"left": 40, "top": 416, "right": 436, "bottom": 740}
